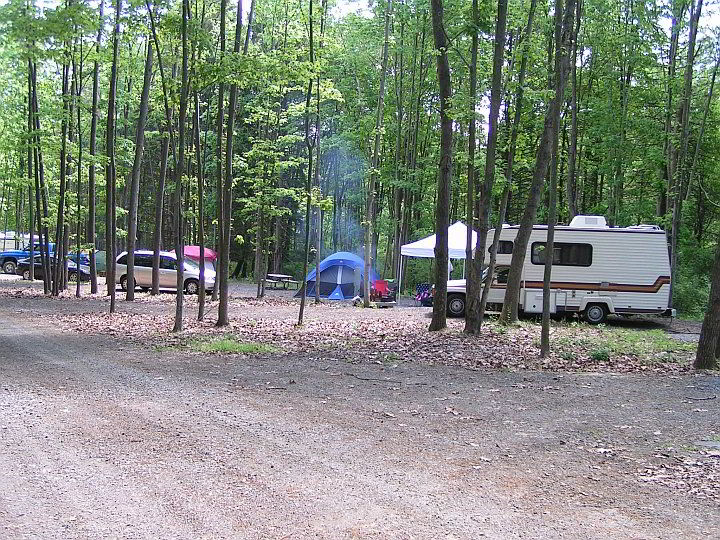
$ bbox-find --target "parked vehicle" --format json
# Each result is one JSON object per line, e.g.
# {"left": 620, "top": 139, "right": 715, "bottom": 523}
{"left": 16, "top": 254, "right": 91, "bottom": 282}
{"left": 442, "top": 215, "right": 674, "bottom": 324}
{"left": 115, "top": 250, "right": 215, "bottom": 294}
{"left": 0, "top": 242, "right": 56, "bottom": 275}
{"left": 0, "top": 242, "right": 90, "bottom": 275}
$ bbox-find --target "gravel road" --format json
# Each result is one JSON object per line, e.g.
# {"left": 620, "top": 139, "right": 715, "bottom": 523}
{"left": 0, "top": 290, "right": 718, "bottom": 539}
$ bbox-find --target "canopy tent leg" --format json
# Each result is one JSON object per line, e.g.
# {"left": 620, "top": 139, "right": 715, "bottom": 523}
{"left": 398, "top": 255, "right": 403, "bottom": 297}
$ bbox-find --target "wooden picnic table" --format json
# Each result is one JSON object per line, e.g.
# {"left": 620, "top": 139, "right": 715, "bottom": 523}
{"left": 265, "top": 273, "right": 300, "bottom": 290}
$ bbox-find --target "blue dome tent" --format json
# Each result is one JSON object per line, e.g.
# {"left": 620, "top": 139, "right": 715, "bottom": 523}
{"left": 296, "top": 252, "right": 379, "bottom": 300}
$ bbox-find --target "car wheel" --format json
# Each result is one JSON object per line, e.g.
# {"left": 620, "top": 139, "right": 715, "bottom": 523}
{"left": 185, "top": 279, "right": 199, "bottom": 295}
{"left": 3, "top": 260, "right": 16, "bottom": 274}
{"left": 120, "top": 275, "right": 128, "bottom": 291}
{"left": 583, "top": 304, "right": 608, "bottom": 325}
{"left": 22, "top": 269, "right": 30, "bottom": 280}
{"left": 68, "top": 272, "right": 78, "bottom": 283}
{"left": 447, "top": 293, "right": 466, "bottom": 318}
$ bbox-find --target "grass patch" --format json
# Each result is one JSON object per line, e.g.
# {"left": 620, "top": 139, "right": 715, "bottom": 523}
{"left": 191, "top": 337, "right": 278, "bottom": 355}
{"left": 554, "top": 325, "right": 696, "bottom": 364}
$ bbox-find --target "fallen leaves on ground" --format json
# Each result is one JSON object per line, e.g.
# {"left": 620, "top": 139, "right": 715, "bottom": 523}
{"left": 638, "top": 453, "right": 720, "bottom": 502}
{"left": 46, "top": 294, "right": 695, "bottom": 374}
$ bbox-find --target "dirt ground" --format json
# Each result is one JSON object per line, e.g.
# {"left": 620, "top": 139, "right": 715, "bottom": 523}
{"left": 0, "top": 276, "right": 718, "bottom": 539}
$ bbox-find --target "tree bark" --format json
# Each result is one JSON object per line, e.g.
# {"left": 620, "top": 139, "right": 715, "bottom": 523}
{"left": 465, "top": 0, "right": 508, "bottom": 333}
{"left": 194, "top": 91, "right": 206, "bottom": 320}
{"left": 669, "top": 0, "right": 703, "bottom": 308}
{"left": 500, "top": 0, "right": 576, "bottom": 325}
{"left": 566, "top": 0, "right": 581, "bottom": 220}
{"left": 105, "top": 0, "right": 122, "bottom": 313}
{"left": 126, "top": 39, "right": 153, "bottom": 301}
{"left": 173, "top": 0, "right": 190, "bottom": 332}
{"left": 428, "top": 0, "right": 452, "bottom": 332}
{"left": 463, "top": 0, "right": 480, "bottom": 333}
{"left": 480, "top": 0, "right": 538, "bottom": 320}
{"left": 695, "top": 235, "right": 720, "bottom": 370}
{"left": 364, "top": 0, "right": 393, "bottom": 308}
{"left": 217, "top": 0, "right": 245, "bottom": 327}
{"left": 53, "top": 59, "right": 71, "bottom": 296}
{"left": 298, "top": 0, "right": 315, "bottom": 326}
{"left": 87, "top": 0, "right": 104, "bottom": 294}
{"left": 27, "top": 57, "right": 34, "bottom": 282}
{"left": 213, "top": 0, "right": 226, "bottom": 303}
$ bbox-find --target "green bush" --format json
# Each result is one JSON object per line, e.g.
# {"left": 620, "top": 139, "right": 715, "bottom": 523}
{"left": 589, "top": 348, "right": 610, "bottom": 362}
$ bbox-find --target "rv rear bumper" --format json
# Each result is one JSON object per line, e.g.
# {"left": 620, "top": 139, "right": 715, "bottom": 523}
{"left": 662, "top": 308, "right": 676, "bottom": 318}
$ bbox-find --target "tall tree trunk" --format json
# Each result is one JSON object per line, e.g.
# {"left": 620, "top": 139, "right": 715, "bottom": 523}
{"left": 541, "top": 0, "right": 575, "bottom": 357}
{"left": 174, "top": 0, "right": 190, "bottom": 332}
{"left": 213, "top": 0, "right": 226, "bottom": 303}
{"left": 298, "top": 0, "right": 315, "bottom": 326}
{"left": 669, "top": 0, "right": 703, "bottom": 308}
{"left": 106, "top": 0, "right": 122, "bottom": 313}
{"left": 194, "top": 91, "right": 206, "bottom": 320}
{"left": 30, "top": 62, "right": 51, "bottom": 294}
{"left": 480, "top": 0, "right": 538, "bottom": 319}
{"left": 151, "top": 135, "right": 169, "bottom": 295}
{"left": 74, "top": 45, "right": 83, "bottom": 298}
{"left": 364, "top": 0, "right": 392, "bottom": 308}
{"left": 87, "top": 0, "right": 103, "bottom": 295}
{"left": 500, "top": 0, "right": 576, "bottom": 325}
{"left": 694, "top": 235, "right": 720, "bottom": 370}
{"left": 566, "top": 0, "right": 581, "bottom": 220}
{"left": 428, "top": 0, "right": 451, "bottom": 332}
{"left": 27, "top": 57, "right": 34, "bottom": 282}
{"left": 217, "top": 0, "right": 245, "bottom": 327}
{"left": 53, "top": 60, "right": 71, "bottom": 296}
{"left": 126, "top": 39, "right": 153, "bottom": 301}
{"left": 147, "top": 0, "right": 179, "bottom": 297}
{"left": 463, "top": 0, "right": 479, "bottom": 333}
{"left": 465, "top": 0, "right": 507, "bottom": 333}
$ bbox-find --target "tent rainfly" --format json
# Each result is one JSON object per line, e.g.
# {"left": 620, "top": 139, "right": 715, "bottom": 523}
{"left": 296, "top": 251, "right": 379, "bottom": 300}
{"left": 398, "top": 221, "right": 478, "bottom": 293}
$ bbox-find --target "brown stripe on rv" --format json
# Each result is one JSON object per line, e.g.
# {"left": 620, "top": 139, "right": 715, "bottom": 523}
{"left": 511, "top": 276, "right": 671, "bottom": 293}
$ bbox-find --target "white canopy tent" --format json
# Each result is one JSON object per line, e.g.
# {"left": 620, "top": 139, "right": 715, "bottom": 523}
{"left": 398, "top": 221, "right": 478, "bottom": 294}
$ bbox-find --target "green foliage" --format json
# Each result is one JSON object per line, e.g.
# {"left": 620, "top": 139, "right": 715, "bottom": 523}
{"left": 190, "top": 336, "right": 278, "bottom": 355}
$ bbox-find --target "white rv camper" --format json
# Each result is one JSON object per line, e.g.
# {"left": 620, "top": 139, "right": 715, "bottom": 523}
{"left": 445, "top": 215, "right": 673, "bottom": 324}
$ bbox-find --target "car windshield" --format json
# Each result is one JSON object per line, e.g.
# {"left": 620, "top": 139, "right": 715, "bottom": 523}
{"left": 184, "top": 258, "right": 200, "bottom": 271}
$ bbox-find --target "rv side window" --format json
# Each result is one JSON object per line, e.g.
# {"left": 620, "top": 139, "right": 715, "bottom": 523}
{"left": 531, "top": 242, "right": 592, "bottom": 267}
{"left": 489, "top": 241, "right": 513, "bottom": 255}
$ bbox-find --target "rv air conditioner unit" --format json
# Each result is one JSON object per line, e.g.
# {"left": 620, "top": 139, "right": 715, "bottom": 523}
{"left": 569, "top": 215, "right": 608, "bottom": 228}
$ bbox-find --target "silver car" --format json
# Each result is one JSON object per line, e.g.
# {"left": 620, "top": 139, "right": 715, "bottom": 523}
{"left": 115, "top": 250, "right": 215, "bottom": 294}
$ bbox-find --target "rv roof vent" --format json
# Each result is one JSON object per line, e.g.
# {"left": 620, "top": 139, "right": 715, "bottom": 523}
{"left": 569, "top": 215, "right": 608, "bottom": 228}
{"left": 626, "top": 224, "right": 663, "bottom": 231}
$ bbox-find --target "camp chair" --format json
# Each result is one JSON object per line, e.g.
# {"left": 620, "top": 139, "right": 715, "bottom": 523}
{"left": 415, "top": 283, "right": 431, "bottom": 306}
{"left": 370, "top": 279, "right": 389, "bottom": 302}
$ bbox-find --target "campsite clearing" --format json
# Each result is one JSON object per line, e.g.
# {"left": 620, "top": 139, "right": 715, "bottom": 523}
{"left": 0, "top": 280, "right": 717, "bottom": 538}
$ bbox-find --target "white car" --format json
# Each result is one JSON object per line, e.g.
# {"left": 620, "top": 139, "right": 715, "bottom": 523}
{"left": 115, "top": 250, "right": 215, "bottom": 294}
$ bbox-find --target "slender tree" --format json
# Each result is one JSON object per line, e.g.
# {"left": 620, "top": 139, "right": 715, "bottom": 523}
{"left": 126, "top": 39, "right": 153, "bottom": 301}
{"left": 695, "top": 236, "right": 720, "bottom": 370}
{"left": 217, "top": 0, "right": 244, "bottom": 327}
{"left": 428, "top": 0, "right": 451, "bottom": 332}
{"left": 87, "top": 0, "right": 104, "bottom": 294}
{"left": 465, "top": 0, "right": 507, "bottom": 333}
{"left": 500, "top": 0, "right": 576, "bottom": 325}
{"left": 105, "top": 0, "right": 122, "bottom": 313}
{"left": 173, "top": 0, "right": 190, "bottom": 332}
{"left": 363, "top": 0, "right": 393, "bottom": 308}
{"left": 298, "top": 0, "right": 316, "bottom": 326}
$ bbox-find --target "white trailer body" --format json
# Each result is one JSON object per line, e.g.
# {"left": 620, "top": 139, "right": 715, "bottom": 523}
{"left": 446, "top": 220, "right": 672, "bottom": 323}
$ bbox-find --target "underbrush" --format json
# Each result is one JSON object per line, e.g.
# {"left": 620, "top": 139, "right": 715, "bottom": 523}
{"left": 190, "top": 336, "right": 278, "bottom": 355}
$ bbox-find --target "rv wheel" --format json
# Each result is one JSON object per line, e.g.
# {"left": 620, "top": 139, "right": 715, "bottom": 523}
{"left": 447, "top": 293, "right": 466, "bottom": 318}
{"left": 583, "top": 304, "right": 608, "bottom": 325}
